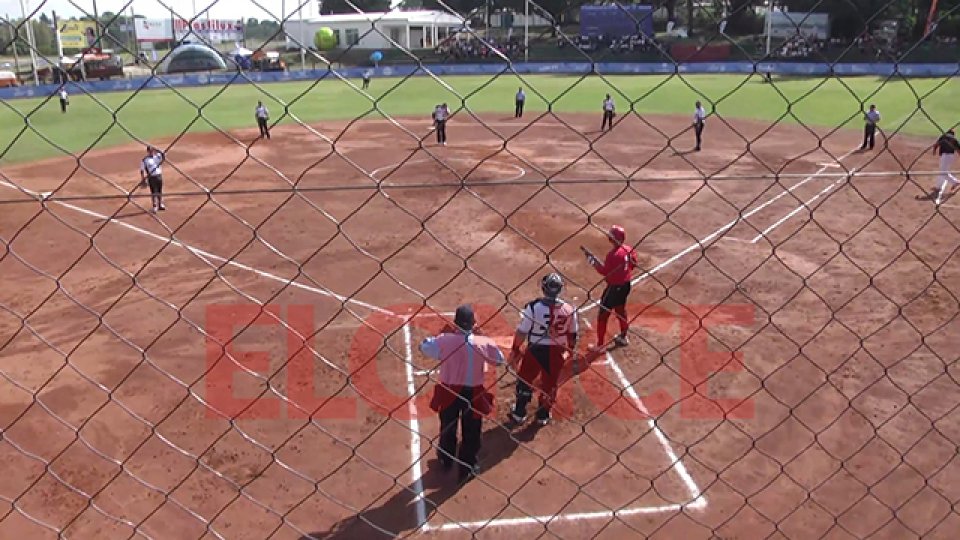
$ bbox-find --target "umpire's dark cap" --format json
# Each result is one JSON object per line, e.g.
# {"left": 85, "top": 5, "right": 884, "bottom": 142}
{"left": 454, "top": 304, "right": 475, "bottom": 332}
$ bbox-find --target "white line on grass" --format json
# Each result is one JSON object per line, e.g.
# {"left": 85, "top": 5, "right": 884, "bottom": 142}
{"left": 580, "top": 147, "right": 857, "bottom": 314}
{"left": 403, "top": 321, "right": 428, "bottom": 529}
{"left": 0, "top": 180, "right": 395, "bottom": 316}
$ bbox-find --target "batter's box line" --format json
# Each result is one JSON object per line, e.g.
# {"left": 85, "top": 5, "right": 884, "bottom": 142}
{"left": 403, "top": 319, "right": 706, "bottom": 533}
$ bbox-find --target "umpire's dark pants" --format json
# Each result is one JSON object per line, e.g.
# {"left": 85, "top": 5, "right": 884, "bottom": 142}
{"left": 60, "top": 99, "right": 67, "bottom": 113}
{"left": 515, "top": 100, "right": 524, "bottom": 118}
{"left": 438, "top": 386, "right": 483, "bottom": 474}
{"left": 257, "top": 118, "right": 270, "bottom": 139}
{"left": 147, "top": 175, "right": 163, "bottom": 196}
{"left": 601, "top": 110, "right": 614, "bottom": 131}
{"left": 862, "top": 124, "right": 876, "bottom": 149}
{"left": 436, "top": 119, "right": 447, "bottom": 144}
{"left": 695, "top": 121, "right": 705, "bottom": 150}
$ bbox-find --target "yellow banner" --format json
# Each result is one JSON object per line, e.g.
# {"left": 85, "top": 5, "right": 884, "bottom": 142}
{"left": 59, "top": 20, "right": 98, "bottom": 50}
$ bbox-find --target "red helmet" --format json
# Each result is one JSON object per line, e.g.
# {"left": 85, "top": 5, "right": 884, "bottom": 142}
{"left": 608, "top": 225, "right": 626, "bottom": 244}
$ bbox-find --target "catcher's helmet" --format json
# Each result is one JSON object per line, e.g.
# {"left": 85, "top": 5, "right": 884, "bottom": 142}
{"left": 541, "top": 273, "right": 563, "bottom": 298}
{"left": 608, "top": 225, "right": 626, "bottom": 244}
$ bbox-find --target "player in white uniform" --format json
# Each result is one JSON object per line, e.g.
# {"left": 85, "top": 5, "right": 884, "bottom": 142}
{"left": 508, "top": 273, "right": 579, "bottom": 426}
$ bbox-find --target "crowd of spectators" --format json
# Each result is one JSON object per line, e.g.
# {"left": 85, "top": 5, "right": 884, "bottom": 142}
{"left": 558, "top": 33, "right": 661, "bottom": 53}
{"left": 435, "top": 37, "right": 526, "bottom": 60}
{"left": 769, "top": 34, "right": 827, "bottom": 58}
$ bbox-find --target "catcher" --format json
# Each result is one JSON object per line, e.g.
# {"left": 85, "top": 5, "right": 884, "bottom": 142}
{"left": 582, "top": 225, "right": 638, "bottom": 352}
{"left": 508, "top": 273, "right": 579, "bottom": 427}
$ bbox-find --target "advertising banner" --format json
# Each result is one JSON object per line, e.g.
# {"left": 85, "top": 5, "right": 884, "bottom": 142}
{"left": 768, "top": 12, "right": 830, "bottom": 40}
{"left": 134, "top": 19, "right": 172, "bottom": 43}
{"left": 135, "top": 18, "right": 244, "bottom": 43}
{"left": 59, "top": 20, "right": 99, "bottom": 50}
{"left": 579, "top": 5, "right": 655, "bottom": 38}
{"left": 173, "top": 19, "right": 245, "bottom": 43}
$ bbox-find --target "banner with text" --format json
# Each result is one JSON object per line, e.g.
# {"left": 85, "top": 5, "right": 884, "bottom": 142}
{"left": 768, "top": 11, "right": 830, "bottom": 40}
{"left": 135, "top": 18, "right": 244, "bottom": 43}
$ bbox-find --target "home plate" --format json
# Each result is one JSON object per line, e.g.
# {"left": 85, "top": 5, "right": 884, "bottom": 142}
{"left": 38, "top": 192, "right": 52, "bottom": 201}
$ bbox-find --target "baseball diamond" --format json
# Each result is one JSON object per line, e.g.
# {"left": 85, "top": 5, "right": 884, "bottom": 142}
{"left": 1, "top": 6, "right": 960, "bottom": 539}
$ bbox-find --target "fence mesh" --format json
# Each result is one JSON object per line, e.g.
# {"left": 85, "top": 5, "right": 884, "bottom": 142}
{"left": 1, "top": 0, "right": 959, "bottom": 538}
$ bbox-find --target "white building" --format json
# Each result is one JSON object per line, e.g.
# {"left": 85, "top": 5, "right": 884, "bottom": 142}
{"left": 284, "top": 10, "right": 469, "bottom": 51}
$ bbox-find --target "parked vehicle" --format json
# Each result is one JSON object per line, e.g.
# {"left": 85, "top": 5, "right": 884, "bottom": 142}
{"left": 63, "top": 50, "right": 124, "bottom": 81}
{"left": 0, "top": 71, "right": 19, "bottom": 88}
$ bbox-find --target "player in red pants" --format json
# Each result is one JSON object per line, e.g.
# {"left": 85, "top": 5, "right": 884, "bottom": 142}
{"left": 508, "top": 273, "right": 579, "bottom": 427}
{"left": 584, "top": 225, "right": 638, "bottom": 352}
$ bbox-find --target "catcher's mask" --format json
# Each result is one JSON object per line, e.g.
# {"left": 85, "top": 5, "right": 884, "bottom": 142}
{"left": 541, "top": 273, "right": 563, "bottom": 298}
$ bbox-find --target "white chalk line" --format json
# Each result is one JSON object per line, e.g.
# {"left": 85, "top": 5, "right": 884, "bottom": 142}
{"left": 749, "top": 166, "right": 860, "bottom": 243}
{"left": 403, "top": 321, "right": 429, "bottom": 528}
{"left": 579, "top": 318, "right": 704, "bottom": 509}
{"left": 369, "top": 157, "right": 526, "bottom": 185}
{"left": 578, "top": 147, "right": 858, "bottom": 306}
{"left": 423, "top": 501, "right": 706, "bottom": 532}
{"left": 0, "top": 179, "right": 396, "bottom": 316}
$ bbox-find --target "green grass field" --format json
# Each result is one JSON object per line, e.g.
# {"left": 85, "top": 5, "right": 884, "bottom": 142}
{"left": 0, "top": 73, "right": 956, "bottom": 164}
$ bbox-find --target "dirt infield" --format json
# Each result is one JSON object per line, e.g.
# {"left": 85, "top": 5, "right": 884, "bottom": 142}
{"left": 2, "top": 111, "right": 959, "bottom": 539}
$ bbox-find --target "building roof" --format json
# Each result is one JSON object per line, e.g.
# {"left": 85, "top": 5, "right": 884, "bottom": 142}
{"left": 305, "top": 9, "right": 467, "bottom": 26}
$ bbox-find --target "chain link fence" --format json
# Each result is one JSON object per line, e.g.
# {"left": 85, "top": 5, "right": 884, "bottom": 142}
{"left": 1, "top": 0, "right": 959, "bottom": 538}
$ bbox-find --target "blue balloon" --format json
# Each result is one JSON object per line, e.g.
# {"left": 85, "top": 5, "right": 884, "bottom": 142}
{"left": 370, "top": 51, "right": 383, "bottom": 62}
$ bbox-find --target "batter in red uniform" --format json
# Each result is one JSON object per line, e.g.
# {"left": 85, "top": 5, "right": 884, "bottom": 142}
{"left": 584, "top": 225, "right": 638, "bottom": 351}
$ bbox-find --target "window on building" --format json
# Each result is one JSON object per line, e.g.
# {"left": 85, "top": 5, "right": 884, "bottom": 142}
{"left": 345, "top": 28, "right": 360, "bottom": 45}
{"left": 389, "top": 27, "right": 402, "bottom": 44}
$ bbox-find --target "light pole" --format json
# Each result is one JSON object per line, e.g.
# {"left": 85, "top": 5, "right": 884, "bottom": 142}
{"left": 19, "top": 0, "right": 39, "bottom": 85}
{"left": 765, "top": 0, "right": 774, "bottom": 57}
{"left": 524, "top": 0, "right": 529, "bottom": 63}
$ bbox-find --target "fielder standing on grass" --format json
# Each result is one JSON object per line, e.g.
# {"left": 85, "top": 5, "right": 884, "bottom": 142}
{"left": 582, "top": 225, "right": 638, "bottom": 352}
{"left": 58, "top": 87, "right": 69, "bottom": 114}
{"left": 255, "top": 101, "right": 270, "bottom": 140}
{"left": 601, "top": 94, "right": 615, "bottom": 131}
{"left": 432, "top": 103, "right": 449, "bottom": 146}
{"left": 693, "top": 101, "right": 706, "bottom": 151}
{"left": 508, "top": 273, "right": 579, "bottom": 427}
{"left": 515, "top": 87, "right": 525, "bottom": 118}
{"left": 420, "top": 305, "right": 505, "bottom": 483}
{"left": 861, "top": 104, "right": 880, "bottom": 151}
{"left": 931, "top": 128, "right": 959, "bottom": 204}
{"left": 140, "top": 145, "right": 166, "bottom": 213}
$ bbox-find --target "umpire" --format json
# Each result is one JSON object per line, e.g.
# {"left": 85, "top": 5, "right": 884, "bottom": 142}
{"left": 861, "top": 104, "right": 880, "bottom": 151}
{"left": 139, "top": 145, "right": 165, "bottom": 213}
{"left": 255, "top": 101, "right": 270, "bottom": 140}
{"left": 420, "top": 305, "right": 505, "bottom": 482}
{"left": 432, "top": 103, "right": 450, "bottom": 146}
{"left": 693, "top": 101, "right": 706, "bottom": 151}
{"left": 515, "top": 87, "right": 525, "bottom": 118}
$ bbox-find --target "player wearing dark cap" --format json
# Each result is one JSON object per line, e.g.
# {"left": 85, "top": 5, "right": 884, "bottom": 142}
{"left": 931, "top": 128, "right": 959, "bottom": 205}
{"left": 420, "top": 305, "right": 505, "bottom": 482}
